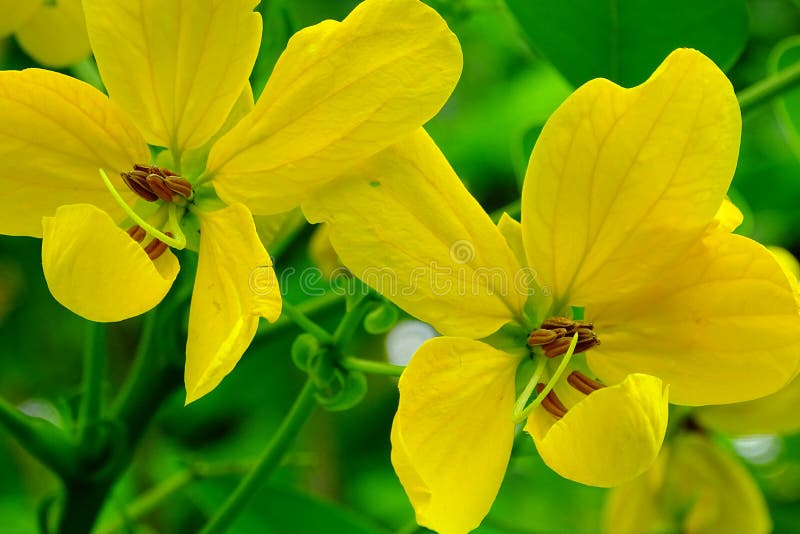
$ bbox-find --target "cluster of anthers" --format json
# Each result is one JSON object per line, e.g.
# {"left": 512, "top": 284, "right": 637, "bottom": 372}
{"left": 523, "top": 317, "right": 604, "bottom": 420}
{"left": 116, "top": 164, "right": 193, "bottom": 260}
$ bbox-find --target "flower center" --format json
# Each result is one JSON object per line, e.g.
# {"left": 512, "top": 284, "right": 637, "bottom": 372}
{"left": 121, "top": 164, "right": 194, "bottom": 204}
{"left": 99, "top": 167, "right": 189, "bottom": 260}
{"left": 512, "top": 316, "right": 604, "bottom": 422}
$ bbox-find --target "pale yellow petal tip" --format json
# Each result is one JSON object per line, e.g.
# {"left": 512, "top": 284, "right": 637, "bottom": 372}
{"left": 527, "top": 374, "right": 669, "bottom": 488}
{"left": 42, "top": 204, "right": 179, "bottom": 323}
{"left": 715, "top": 197, "right": 744, "bottom": 232}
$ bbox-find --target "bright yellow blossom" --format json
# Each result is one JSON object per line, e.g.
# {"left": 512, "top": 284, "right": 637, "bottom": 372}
{"left": 0, "top": 0, "right": 461, "bottom": 402}
{"left": 605, "top": 433, "right": 771, "bottom": 534}
{"left": 303, "top": 49, "right": 800, "bottom": 533}
{"left": 0, "top": 0, "right": 90, "bottom": 67}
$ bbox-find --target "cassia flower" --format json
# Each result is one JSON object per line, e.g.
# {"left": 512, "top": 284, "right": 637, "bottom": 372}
{"left": 0, "top": 0, "right": 461, "bottom": 402}
{"left": 303, "top": 49, "right": 800, "bottom": 533}
{"left": 0, "top": 0, "right": 90, "bottom": 67}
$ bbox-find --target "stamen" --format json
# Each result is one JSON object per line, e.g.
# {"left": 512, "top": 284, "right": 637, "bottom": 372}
{"left": 126, "top": 225, "right": 146, "bottom": 242}
{"left": 536, "top": 383, "right": 568, "bottom": 419}
{"left": 143, "top": 232, "right": 173, "bottom": 260}
{"left": 530, "top": 317, "right": 599, "bottom": 358}
{"left": 121, "top": 164, "right": 193, "bottom": 203}
{"left": 567, "top": 371, "right": 605, "bottom": 395}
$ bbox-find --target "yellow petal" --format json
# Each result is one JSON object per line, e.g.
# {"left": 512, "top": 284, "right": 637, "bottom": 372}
{"left": 303, "top": 130, "right": 525, "bottom": 338}
{"left": 697, "top": 372, "right": 800, "bottom": 435}
{"left": 42, "top": 204, "right": 179, "bottom": 322}
{"left": 207, "top": 0, "right": 463, "bottom": 215}
{"left": 667, "top": 434, "right": 771, "bottom": 534}
{"left": 588, "top": 231, "right": 800, "bottom": 405}
{"left": 715, "top": 197, "right": 744, "bottom": 232}
{"left": 497, "top": 213, "right": 526, "bottom": 267}
{"left": 0, "top": 0, "right": 39, "bottom": 37}
{"left": 768, "top": 245, "right": 800, "bottom": 282}
{"left": 309, "top": 223, "right": 341, "bottom": 279}
{"left": 603, "top": 449, "right": 671, "bottom": 534}
{"left": 185, "top": 203, "right": 282, "bottom": 403}
{"left": 521, "top": 49, "right": 740, "bottom": 306}
{"left": 0, "top": 69, "right": 149, "bottom": 237}
{"left": 392, "top": 337, "right": 519, "bottom": 534}
{"left": 254, "top": 209, "right": 305, "bottom": 251}
{"left": 83, "top": 0, "right": 261, "bottom": 152}
{"left": 526, "top": 373, "right": 668, "bottom": 487}
{"left": 15, "top": 0, "right": 90, "bottom": 67}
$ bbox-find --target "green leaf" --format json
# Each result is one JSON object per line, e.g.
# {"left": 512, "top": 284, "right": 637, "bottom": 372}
{"left": 770, "top": 36, "right": 800, "bottom": 161}
{"left": 505, "top": 0, "right": 748, "bottom": 87}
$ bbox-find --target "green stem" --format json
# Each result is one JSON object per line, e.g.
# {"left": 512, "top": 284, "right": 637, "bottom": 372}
{"left": 333, "top": 300, "right": 373, "bottom": 347}
{"left": 255, "top": 292, "right": 343, "bottom": 340}
{"left": 200, "top": 380, "right": 318, "bottom": 534}
{"left": 78, "top": 321, "right": 106, "bottom": 448}
{"left": 738, "top": 60, "right": 800, "bottom": 114}
{"left": 281, "top": 301, "right": 334, "bottom": 344}
{"left": 0, "top": 398, "right": 77, "bottom": 479}
{"left": 341, "top": 357, "right": 405, "bottom": 377}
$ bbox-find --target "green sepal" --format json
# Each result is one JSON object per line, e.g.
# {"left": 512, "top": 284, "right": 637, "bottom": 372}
{"left": 363, "top": 302, "right": 400, "bottom": 335}
{"left": 291, "top": 334, "right": 320, "bottom": 372}
{"left": 316, "top": 370, "right": 368, "bottom": 412}
{"left": 480, "top": 322, "right": 529, "bottom": 357}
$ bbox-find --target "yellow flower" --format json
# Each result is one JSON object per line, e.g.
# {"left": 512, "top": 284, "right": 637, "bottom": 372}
{"left": 0, "top": 0, "right": 461, "bottom": 402}
{"left": 605, "top": 433, "right": 771, "bottom": 534}
{"left": 303, "top": 49, "right": 800, "bottom": 533}
{"left": 0, "top": 0, "right": 90, "bottom": 67}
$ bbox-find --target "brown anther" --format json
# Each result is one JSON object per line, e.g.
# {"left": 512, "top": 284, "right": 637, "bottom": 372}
{"left": 164, "top": 177, "right": 193, "bottom": 198}
{"left": 143, "top": 232, "right": 173, "bottom": 260}
{"left": 121, "top": 164, "right": 192, "bottom": 203}
{"left": 121, "top": 172, "right": 158, "bottom": 202}
{"left": 530, "top": 316, "right": 600, "bottom": 358}
{"left": 527, "top": 328, "right": 560, "bottom": 346}
{"left": 567, "top": 371, "right": 606, "bottom": 395}
{"left": 536, "top": 384, "right": 568, "bottom": 419}
{"left": 126, "top": 225, "right": 146, "bottom": 243}
{"left": 543, "top": 337, "right": 574, "bottom": 358}
{"left": 146, "top": 174, "right": 175, "bottom": 202}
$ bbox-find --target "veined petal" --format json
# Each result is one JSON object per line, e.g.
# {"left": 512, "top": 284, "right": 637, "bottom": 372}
{"left": 526, "top": 373, "right": 668, "bottom": 487}
{"left": 303, "top": 130, "right": 526, "bottom": 339}
{"left": 83, "top": 0, "right": 261, "bottom": 152}
{"left": 392, "top": 337, "right": 519, "bottom": 534}
{"left": 0, "top": 69, "right": 149, "bottom": 237}
{"left": 42, "top": 204, "right": 179, "bottom": 322}
{"left": 0, "top": 0, "right": 39, "bottom": 37}
{"left": 497, "top": 213, "right": 526, "bottom": 267}
{"left": 588, "top": 232, "right": 800, "bottom": 405}
{"left": 521, "top": 49, "right": 740, "bottom": 306}
{"left": 185, "top": 203, "right": 282, "bottom": 404}
{"left": 15, "top": 0, "right": 90, "bottom": 67}
{"left": 207, "top": 0, "right": 463, "bottom": 215}
{"left": 697, "top": 373, "right": 800, "bottom": 435}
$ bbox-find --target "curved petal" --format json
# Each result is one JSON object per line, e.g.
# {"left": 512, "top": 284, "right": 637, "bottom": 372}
{"left": 588, "top": 231, "right": 800, "bottom": 405}
{"left": 521, "top": 49, "right": 740, "bottom": 306}
{"left": 667, "top": 434, "right": 771, "bottom": 534}
{"left": 303, "top": 130, "right": 527, "bottom": 338}
{"left": 525, "top": 373, "right": 668, "bottom": 487}
{"left": 697, "top": 373, "right": 800, "bottom": 435}
{"left": 83, "top": 0, "right": 261, "bottom": 151}
{"left": 497, "top": 213, "right": 526, "bottom": 267}
{"left": 42, "top": 204, "right": 179, "bottom": 322}
{"left": 15, "top": 0, "right": 90, "bottom": 67}
{"left": 185, "top": 203, "right": 282, "bottom": 403}
{"left": 0, "top": 69, "right": 149, "bottom": 237}
{"left": 0, "top": 0, "right": 39, "bottom": 37}
{"left": 715, "top": 197, "right": 743, "bottom": 232}
{"left": 392, "top": 337, "right": 519, "bottom": 534}
{"left": 207, "top": 0, "right": 463, "bottom": 215}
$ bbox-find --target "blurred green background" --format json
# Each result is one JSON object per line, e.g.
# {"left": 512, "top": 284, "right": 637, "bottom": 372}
{"left": 3, "top": 0, "right": 800, "bottom": 532}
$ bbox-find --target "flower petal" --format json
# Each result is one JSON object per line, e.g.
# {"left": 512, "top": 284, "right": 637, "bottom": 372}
{"left": 392, "top": 337, "right": 519, "bottom": 534}
{"left": 697, "top": 373, "right": 800, "bottom": 435}
{"left": 521, "top": 49, "right": 740, "bottom": 306}
{"left": 0, "top": 0, "right": 39, "bottom": 37}
{"left": 526, "top": 373, "right": 668, "bottom": 487}
{"left": 715, "top": 197, "right": 743, "bottom": 232}
{"left": 15, "top": 0, "right": 90, "bottom": 67}
{"left": 0, "top": 69, "right": 149, "bottom": 237}
{"left": 207, "top": 0, "right": 463, "bottom": 215}
{"left": 588, "top": 231, "right": 800, "bottom": 405}
{"left": 83, "top": 0, "right": 261, "bottom": 152}
{"left": 303, "top": 130, "right": 526, "bottom": 338}
{"left": 42, "top": 204, "right": 179, "bottom": 322}
{"left": 185, "top": 203, "right": 282, "bottom": 403}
